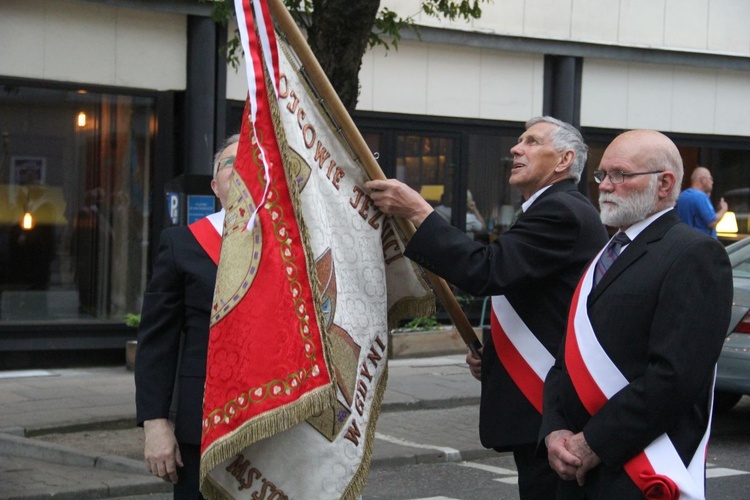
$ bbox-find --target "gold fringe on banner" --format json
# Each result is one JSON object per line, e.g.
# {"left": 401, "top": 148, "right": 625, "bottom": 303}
{"left": 200, "top": 384, "right": 336, "bottom": 499}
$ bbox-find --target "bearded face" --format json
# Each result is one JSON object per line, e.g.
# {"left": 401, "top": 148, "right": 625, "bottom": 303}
{"left": 599, "top": 174, "right": 659, "bottom": 228}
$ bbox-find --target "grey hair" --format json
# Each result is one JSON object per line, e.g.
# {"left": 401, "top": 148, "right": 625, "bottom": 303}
{"left": 525, "top": 116, "right": 588, "bottom": 183}
{"left": 212, "top": 133, "right": 241, "bottom": 178}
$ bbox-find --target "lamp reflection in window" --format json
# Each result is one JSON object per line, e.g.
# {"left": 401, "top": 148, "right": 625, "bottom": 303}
{"left": 77, "top": 111, "right": 87, "bottom": 128}
{"left": 21, "top": 211, "right": 34, "bottom": 230}
{"left": 716, "top": 211, "right": 738, "bottom": 235}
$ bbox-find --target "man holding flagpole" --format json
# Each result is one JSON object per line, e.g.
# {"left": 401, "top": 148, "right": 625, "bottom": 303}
{"left": 542, "top": 130, "right": 733, "bottom": 499}
{"left": 135, "top": 134, "right": 238, "bottom": 499}
{"left": 366, "top": 116, "right": 608, "bottom": 499}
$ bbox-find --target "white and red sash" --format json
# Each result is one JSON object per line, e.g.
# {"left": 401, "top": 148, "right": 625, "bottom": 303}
{"left": 490, "top": 296, "right": 555, "bottom": 413}
{"left": 565, "top": 253, "right": 713, "bottom": 500}
{"left": 187, "top": 210, "right": 224, "bottom": 265}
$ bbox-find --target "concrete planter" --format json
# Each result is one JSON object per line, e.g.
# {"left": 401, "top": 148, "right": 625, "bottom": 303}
{"left": 125, "top": 340, "right": 137, "bottom": 371}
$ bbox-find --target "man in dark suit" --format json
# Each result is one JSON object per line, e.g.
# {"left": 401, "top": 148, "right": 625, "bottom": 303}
{"left": 542, "top": 130, "right": 733, "bottom": 499}
{"left": 366, "top": 116, "right": 608, "bottom": 499}
{"left": 135, "top": 134, "right": 238, "bottom": 499}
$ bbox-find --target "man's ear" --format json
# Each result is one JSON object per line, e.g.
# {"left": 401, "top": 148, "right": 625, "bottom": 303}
{"left": 210, "top": 178, "right": 219, "bottom": 198}
{"left": 554, "top": 150, "right": 575, "bottom": 173}
{"left": 657, "top": 171, "right": 677, "bottom": 199}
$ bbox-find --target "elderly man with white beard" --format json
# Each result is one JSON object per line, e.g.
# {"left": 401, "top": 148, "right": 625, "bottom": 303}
{"left": 540, "top": 129, "right": 734, "bottom": 500}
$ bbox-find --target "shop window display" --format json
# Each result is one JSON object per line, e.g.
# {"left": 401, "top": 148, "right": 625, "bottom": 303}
{"left": 0, "top": 84, "right": 153, "bottom": 322}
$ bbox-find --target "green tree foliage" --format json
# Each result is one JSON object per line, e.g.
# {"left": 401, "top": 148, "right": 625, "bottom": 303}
{"left": 204, "top": 0, "right": 488, "bottom": 111}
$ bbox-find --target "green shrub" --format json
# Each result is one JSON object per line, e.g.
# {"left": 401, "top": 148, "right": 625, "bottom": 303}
{"left": 124, "top": 313, "right": 141, "bottom": 328}
{"left": 403, "top": 315, "right": 440, "bottom": 331}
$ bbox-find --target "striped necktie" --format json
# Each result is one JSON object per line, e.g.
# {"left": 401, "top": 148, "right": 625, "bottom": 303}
{"left": 594, "top": 232, "right": 631, "bottom": 286}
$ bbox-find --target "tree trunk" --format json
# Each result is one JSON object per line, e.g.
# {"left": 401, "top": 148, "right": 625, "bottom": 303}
{"left": 308, "top": 0, "right": 380, "bottom": 112}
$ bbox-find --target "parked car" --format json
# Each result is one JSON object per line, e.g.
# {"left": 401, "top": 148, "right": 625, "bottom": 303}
{"left": 714, "top": 236, "right": 750, "bottom": 412}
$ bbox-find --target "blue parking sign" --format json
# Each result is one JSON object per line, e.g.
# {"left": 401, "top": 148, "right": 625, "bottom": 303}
{"left": 166, "top": 192, "right": 179, "bottom": 225}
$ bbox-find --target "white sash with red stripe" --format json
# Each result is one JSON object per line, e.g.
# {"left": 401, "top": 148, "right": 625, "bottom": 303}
{"left": 490, "top": 296, "right": 555, "bottom": 413}
{"left": 566, "top": 254, "right": 713, "bottom": 500}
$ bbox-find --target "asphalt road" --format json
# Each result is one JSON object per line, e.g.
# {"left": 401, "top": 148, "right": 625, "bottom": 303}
{"left": 36, "top": 397, "right": 750, "bottom": 500}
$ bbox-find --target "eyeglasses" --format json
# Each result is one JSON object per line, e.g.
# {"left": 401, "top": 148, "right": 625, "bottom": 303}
{"left": 593, "top": 169, "right": 664, "bottom": 184}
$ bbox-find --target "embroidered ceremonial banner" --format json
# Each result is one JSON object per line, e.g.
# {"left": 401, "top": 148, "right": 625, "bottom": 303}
{"left": 490, "top": 295, "right": 554, "bottom": 413}
{"left": 200, "top": 2, "right": 433, "bottom": 499}
{"left": 565, "top": 255, "right": 713, "bottom": 500}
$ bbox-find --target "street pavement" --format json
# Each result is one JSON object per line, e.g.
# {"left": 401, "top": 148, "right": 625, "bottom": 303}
{"left": 0, "top": 347, "right": 497, "bottom": 499}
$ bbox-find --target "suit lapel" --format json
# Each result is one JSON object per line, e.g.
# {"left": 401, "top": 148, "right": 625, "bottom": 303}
{"left": 588, "top": 211, "right": 681, "bottom": 303}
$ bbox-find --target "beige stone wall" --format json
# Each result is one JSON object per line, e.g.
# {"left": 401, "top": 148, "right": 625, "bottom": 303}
{"left": 0, "top": 0, "right": 187, "bottom": 91}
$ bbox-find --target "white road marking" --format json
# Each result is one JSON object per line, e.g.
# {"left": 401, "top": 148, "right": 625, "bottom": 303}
{"left": 706, "top": 467, "right": 750, "bottom": 478}
{"left": 455, "top": 461, "right": 516, "bottom": 475}
{"left": 493, "top": 477, "right": 520, "bottom": 485}
{"left": 388, "top": 355, "right": 467, "bottom": 368}
{"left": 456, "top": 460, "right": 519, "bottom": 485}
{"left": 375, "top": 432, "right": 462, "bottom": 461}
{"left": 0, "top": 369, "right": 54, "bottom": 379}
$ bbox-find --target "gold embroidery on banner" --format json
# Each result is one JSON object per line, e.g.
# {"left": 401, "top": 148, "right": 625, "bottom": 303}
{"left": 286, "top": 146, "right": 312, "bottom": 191}
{"left": 306, "top": 248, "right": 362, "bottom": 442}
{"left": 210, "top": 164, "right": 262, "bottom": 326}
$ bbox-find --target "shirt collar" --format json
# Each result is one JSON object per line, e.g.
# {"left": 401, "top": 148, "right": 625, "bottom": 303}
{"left": 619, "top": 207, "right": 674, "bottom": 246}
{"left": 521, "top": 185, "right": 553, "bottom": 212}
{"left": 207, "top": 209, "right": 226, "bottom": 235}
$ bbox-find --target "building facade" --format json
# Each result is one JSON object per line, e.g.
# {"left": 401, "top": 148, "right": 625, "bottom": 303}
{"left": 1, "top": 0, "right": 748, "bottom": 354}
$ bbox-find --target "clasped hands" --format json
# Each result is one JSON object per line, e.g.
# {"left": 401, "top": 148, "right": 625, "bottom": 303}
{"left": 545, "top": 429, "right": 601, "bottom": 486}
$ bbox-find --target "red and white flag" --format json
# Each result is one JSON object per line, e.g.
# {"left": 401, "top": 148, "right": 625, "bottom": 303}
{"left": 199, "top": 1, "right": 433, "bottom": 498}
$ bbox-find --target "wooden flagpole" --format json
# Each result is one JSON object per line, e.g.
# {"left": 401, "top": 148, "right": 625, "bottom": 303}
{"left": 266, "top": 0, "right": 481, "bottom": 355}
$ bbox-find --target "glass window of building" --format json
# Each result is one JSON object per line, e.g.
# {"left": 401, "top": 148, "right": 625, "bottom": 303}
{"left": 394, "top": 134, "right": 464, "bottom": 227}
{"left": 705, "top": 148, "right": 750, "bottom": 237}
{"left": 586, "top": 140, "right": 750, "bottom": 240}
{"left": 0, "top": 83, "right": 154, "bottom": 323}
{"left": 466, "top": 133, "right": 520, "bottom": 240}
{"left": 361, "top": 115, "right": 749, "bottom": 245}
{"left": 359, "top": 120, "right": 526, "bottom": 243}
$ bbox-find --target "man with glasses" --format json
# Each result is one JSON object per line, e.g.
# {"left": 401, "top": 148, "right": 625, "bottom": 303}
{"left": 366, "top": 116, "right": 607, "bottom": 499}
{"left": 676, "top": 166, "right": 728, "bottom": 238}
{"left": 136, "top": 134, "right": 238, "bottom": 499}
{"left": 542, "top": 130, "right": 733, "bottom": 499}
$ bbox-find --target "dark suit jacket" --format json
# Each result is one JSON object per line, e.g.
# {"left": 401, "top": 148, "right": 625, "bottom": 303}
{"left": 541, "top": 210, "right": 734, "bottom": 496}
{"left": 406, "top": 180, "right": 608, "bottom": 450}
{"left": 135, "top": 225, "right": 217, "bottom": 445}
